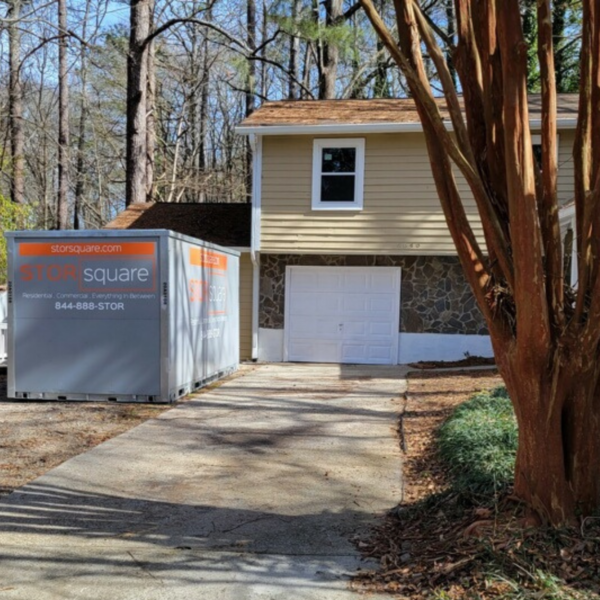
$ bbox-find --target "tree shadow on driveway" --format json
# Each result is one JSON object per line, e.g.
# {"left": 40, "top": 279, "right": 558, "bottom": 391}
{"left": 0, "top": 482, "right": 379, "bottom": 597}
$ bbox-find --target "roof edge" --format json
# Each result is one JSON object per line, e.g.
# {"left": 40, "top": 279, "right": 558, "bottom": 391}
{"left": 236, "top": 118, "right": 578, "bottom": 136}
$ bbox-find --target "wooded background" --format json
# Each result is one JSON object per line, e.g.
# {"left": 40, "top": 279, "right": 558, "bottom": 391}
{"left": 0, "top": 0, "right": 581, "bottom": 231}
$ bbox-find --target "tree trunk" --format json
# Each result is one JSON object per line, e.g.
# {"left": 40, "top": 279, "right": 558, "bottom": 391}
{"left": 319, "top": 0, "right": 342, "bottom": 99}
{"left": 8, "top": 0, "right": 24, "bottom": 205}
{"left": 374, "top": 0, "right": 391, "bottom": 97}
{"left": 126, "top": 0, "right": 150, "bottom": 206}
{"left": 360, "top": 0, "right": 600, "bottom": 524}
{"left": 74, "top": 0, "right": 90, "bottom": 230}
{"left": 288, "top": 0, "right": 300, "bottom": 99}
{"left": 74, "top": 99, "right": 86, "bottom": 230}
{"left": 57, "top": 0, "right": 70, "bottom": 229}
{"left": 198, "top": 25, "right": 210, "bottom": 187}
{"left": 495, "top": 348, "right": 600, "bottom": 524}
{"left": 445, "top": 0, "right": 456, "bottom": 86}
{"left": 245, "top": 0, "right": 256, "bottom": 202}
{"left": 145, "top": 0, "right": 156, "bottom": 203}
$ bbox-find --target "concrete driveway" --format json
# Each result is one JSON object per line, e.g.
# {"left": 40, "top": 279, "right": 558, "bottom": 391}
{"left": 0, "top": 363, "right": 406, "bottom": 599}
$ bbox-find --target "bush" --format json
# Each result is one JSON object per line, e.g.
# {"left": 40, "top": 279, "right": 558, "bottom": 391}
{"left": 438, "top": 386, "right": 517, "bottom": 498}
{"left": 0, "top": 196, "right": 31, "bottom": 284}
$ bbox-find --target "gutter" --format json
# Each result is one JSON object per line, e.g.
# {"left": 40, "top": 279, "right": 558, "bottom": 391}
{"left": 235, "top": 118, "right": 578, "bottom": 137}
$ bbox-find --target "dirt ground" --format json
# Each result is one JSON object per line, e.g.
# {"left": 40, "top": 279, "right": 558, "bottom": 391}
{"left": 354, "top": 368, "right": 600, "bottom": 599}
{"left": 0, "top": 369, "right": 174, "bottom": 496}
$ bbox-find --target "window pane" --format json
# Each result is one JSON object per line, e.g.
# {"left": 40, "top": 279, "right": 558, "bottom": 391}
{"left": 321, "top": 175, "right": 355, "bottom": 202}
{"left": 533, "top": 144, "right": 543, "bottom": 168}
{"left": 322, "top": 147, "right": 356, "bottom": 173}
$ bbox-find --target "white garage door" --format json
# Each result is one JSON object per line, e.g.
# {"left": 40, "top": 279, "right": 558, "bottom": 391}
{"left": 284, "top": 266, "right": 401, "bottom": 365}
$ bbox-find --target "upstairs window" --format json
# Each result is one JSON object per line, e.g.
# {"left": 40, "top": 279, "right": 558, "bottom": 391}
{"left": 312, "top": 138, "right": 365, "bottom": 210}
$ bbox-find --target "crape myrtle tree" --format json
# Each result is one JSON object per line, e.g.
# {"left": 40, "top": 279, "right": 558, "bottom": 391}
{"left": 360, "top": 0, "right": 598, "bottom": 526}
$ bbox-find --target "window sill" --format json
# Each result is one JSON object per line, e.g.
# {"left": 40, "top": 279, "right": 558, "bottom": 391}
{"left": 311, "top": 203, "right": 363, "bottom": 211}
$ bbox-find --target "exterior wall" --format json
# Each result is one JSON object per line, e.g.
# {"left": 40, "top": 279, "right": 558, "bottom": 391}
{"left": 557, "top": 130, "right": 575, "bottom": 204}
{"left": 239, "top": 252, "right": 253, "bottom": 360}
{"left": 260, "top": 131, "right": 575, "bottom": 255}
{"left": 260, "top": 254, "right": 487, "bottom": 336}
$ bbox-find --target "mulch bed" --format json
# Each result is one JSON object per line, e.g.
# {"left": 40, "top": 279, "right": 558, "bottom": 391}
{"left": 352, "top": 369, "right": 600, "bottom": 599}
{"left": 409, "top": 356, "right": 496, "bottom": 370}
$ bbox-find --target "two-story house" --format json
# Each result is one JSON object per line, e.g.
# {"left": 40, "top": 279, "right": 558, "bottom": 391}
{"left": 106, "top": 96, "right": 577, "bottom": 367}
{"left": 236, "top": 96, "right": 578, "bottom": 365}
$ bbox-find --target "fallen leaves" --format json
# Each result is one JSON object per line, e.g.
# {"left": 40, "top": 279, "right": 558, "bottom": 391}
{"left": 352, "top": 369, "right": 600, "bottom": 599}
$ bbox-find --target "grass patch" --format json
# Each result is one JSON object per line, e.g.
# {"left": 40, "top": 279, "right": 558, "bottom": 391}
{"left": 438, "top": 386, "right": 517, "bottom": 499}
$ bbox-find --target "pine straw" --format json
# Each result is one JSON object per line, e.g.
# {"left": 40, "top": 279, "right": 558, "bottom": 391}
{"left": 351, "top": 370, "right": 600, "bottom": 599}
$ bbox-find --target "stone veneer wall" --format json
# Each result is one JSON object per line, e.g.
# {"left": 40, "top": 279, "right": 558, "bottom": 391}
{"left": 260, "top": 254, "right": 488, "bottom": 335}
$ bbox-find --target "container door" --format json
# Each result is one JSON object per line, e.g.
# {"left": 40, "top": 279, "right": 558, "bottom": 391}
{"left": 11, "top": 237, "right": 161, "bottom": 397}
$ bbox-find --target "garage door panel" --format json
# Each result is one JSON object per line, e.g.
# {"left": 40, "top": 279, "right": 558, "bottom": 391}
{"left": 370, "top": 321, "right": 395, "bottom": 336}
{"left": 289, "top": 292, "right": 340, "bottom": 315}
{"left": 286, "top": 266, "right": 400, "bottom": 365}
{"left": 344, "top": 320, "right": 394, "bottom": 338}
{"left": 369, "top": 295, "right": 395, "bottom": 312}
{"left": 290, "top": 341, "right": 341, "bottom": 363}
{"left": 288, "top": 292, "right": 316, "bottom": 315}
{"left": 368, "top": 345, "right": 395, "bottom": 361}
{"left": 369, "top": 271, "right": 398, "bottom": 291}
{"left": 317, "top": 272, "right": 343, "bottom": 290}
{"left": 342, "top": 294, "right": 369, "bottom": 312}
{"left": 343, "top": 272, "right": 369, "bottom": 291}
{"left": 341, "top": 344, "right": 367, "bottom": 362}
{"left": 289, "top": 318, "right": 341, "bottom": 338}
{"left": 344, "top": 321, "right": 366, "bottom": 336}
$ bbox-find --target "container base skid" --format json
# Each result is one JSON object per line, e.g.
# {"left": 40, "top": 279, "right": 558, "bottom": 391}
{"left": 11, "top": 391, "right": 169, "bottom": 404}
{"left": 11, "top": 365, "right": 238, "bottom": 404}
{"left": 168, "top": 365, "right": 237, "bottom": 402}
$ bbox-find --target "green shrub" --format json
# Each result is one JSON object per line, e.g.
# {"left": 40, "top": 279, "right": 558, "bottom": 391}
{"left": 0, "top": 196, "right": 31, "bottom": 284}
{"left": 438, "top": 386, "right": 517, "bottom": 498}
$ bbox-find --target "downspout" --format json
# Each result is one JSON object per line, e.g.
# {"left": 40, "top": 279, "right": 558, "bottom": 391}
{"left": 250, "top": 134, "right": 262, "bottom": 360}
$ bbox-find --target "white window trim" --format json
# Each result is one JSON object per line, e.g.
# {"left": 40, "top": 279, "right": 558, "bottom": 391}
{"left": 311, "top": 138, "right": 365, "bottom": 211}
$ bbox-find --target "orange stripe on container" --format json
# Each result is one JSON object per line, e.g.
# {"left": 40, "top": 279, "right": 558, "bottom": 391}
{"left": 18, "top": 242, "right": 156, "bottom": 256}
{"left": 189, "top": 248, "right": 228, "bottom": 270}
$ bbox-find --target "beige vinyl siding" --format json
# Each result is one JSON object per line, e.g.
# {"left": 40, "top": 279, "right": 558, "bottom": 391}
{"left": 557, "top": 130, "right": 575, "bottom": 205}
{"left": 260, "top": 131, "right": 576, "bottom": 254}
{"left": 239, "top": 252, "right": 253, "bottom": 360}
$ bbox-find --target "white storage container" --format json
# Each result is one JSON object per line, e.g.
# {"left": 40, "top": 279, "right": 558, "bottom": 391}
{"left": 6, "top": 230, "right": 239, "bottom": 402}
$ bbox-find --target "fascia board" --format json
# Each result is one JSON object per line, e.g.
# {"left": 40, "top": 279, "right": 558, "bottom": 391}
{"left": 236, "top": 118, "right": 578, "bottom": 137}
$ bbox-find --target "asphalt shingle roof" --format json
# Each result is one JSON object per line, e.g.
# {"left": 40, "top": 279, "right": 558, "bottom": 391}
{"left": 239, "top": 94, "right": 579, "bottom": 129}
{"left": 104, "top": 202, "right": 251, "bottom": 248}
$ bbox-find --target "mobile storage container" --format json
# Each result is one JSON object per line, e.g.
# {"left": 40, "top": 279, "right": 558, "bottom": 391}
{"left": 6, "top": 230, "right": 239, "bottom": 402}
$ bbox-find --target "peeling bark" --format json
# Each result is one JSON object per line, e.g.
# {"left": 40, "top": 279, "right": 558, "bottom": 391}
{"left": 360, "top": 0, "right": 600, "bottom": 524}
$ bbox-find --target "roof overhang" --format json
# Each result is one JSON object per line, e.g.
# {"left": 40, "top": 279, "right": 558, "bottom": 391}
{"left": 559, "top": 202, "right": 576, "bottom": 222}
{"left": 236, "top": 118, "right": 578, "bottom": 137}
